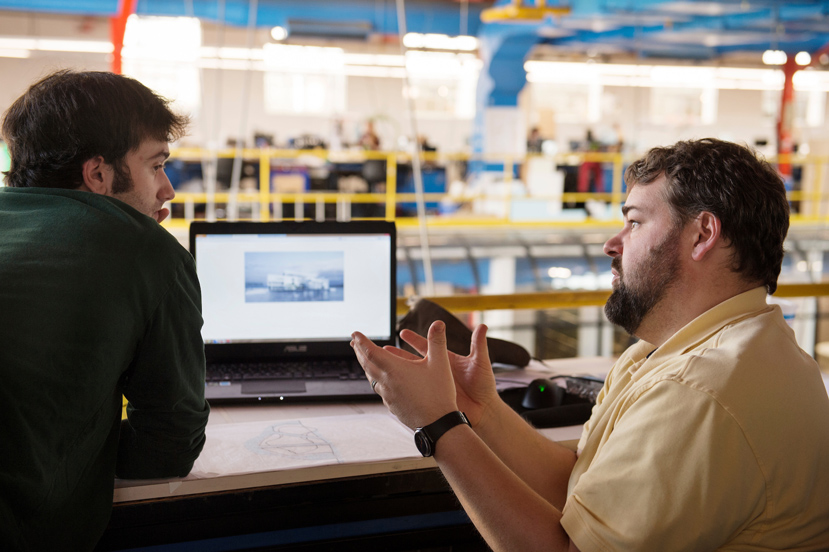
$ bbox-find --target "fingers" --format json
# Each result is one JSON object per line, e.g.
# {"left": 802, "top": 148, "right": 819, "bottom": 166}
{"left": 352, "top": 332, "right": 421, "bottom": 394}
{"left": 350, "top": 331, "right": 386, "bottom": 374}
{"left": 351, "top": 332, "right": 388, "bottom": 396}
{"left": 469, "top": 324, "right": 490, "bottom": 362}
{"left": 426, "top": 320, "right": 449, "bottom": 360}
{"left": 399, "top": 328, "right": 428, "bottom": 356}
{"left": 383, "top": 345, "right": 422, "bottom": 361}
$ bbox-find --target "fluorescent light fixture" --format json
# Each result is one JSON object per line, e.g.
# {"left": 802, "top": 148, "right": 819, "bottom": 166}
{"left": 0, "top": 36, "right": 111, "bottom": 54}
{"left": 264, "top": 43, "right": 344, "bottom": 73}
{"left": 793, "top": 71, "right": 829, "bottom": 93}
{"left": 200, "top": 46, "right": 265, "bottom": 61}
{"left": 343, "top": 65, "right": 407, "bottom": 78}
{"left": 39, "top": 39, "right": 113, "bottom": 53}
{"left": 403, "top": 32, "right": 478, "bottom": 51}
{"left": 342, "top": 53, "right": 405, "bottom": 67}
{"left": 406, "top": 51, "right": 481, "bottom": 78}
{"left": 0, "top": 37, "right": 35, "bottom": 49}
{"left": 524, "top": 60, "right": 829, "bottom": 91}
{"left": 795, "top": 51, "right": 811, "bottom": 66}
{"left": 0, "top": 48, "right": 30, "bottom": 58}
{"left": 762, "top": 49, "right": 787, "bottom": 66}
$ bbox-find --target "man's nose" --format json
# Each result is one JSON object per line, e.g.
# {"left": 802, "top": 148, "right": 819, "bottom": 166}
{"left": 159, "top": 170, "right": 175, "bottom": 202}
{"left": 603, "top": 232, "right": 622, "bottom": 257}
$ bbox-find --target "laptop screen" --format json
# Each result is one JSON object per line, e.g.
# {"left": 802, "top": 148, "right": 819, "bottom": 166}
{"left": 190, "top": 221, "right": 396, "bottom": 360}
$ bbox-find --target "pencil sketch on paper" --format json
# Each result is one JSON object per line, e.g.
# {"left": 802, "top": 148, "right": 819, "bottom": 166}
{"left": 244, "top": 421, "right": 341, "bottom": 463}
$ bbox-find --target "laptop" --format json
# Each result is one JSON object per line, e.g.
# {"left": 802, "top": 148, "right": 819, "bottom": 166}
{"left": 189, "top": 220, "right": 396, "bottom": 403}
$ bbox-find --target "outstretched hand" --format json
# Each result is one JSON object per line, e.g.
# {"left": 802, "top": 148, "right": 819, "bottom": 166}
{"left": 396, "top": 323, "right": 497, "bottom": 427}
{"left": 351, "top": 320, "right": 498, "bottom": 430}
{"left": 351, "top": 320, "right": 459, "bottom": 429}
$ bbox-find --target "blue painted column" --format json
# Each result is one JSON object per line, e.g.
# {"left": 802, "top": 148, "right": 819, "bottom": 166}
{"left": 471, "top": 27, "right": 539, "bottom": 177}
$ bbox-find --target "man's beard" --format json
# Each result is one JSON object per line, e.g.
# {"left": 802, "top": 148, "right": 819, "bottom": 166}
{"left": 604, "top": 227, "right": 682, "bottom": 336}
{"left": 111, "top": 161, "right": 133, "bottom": 194}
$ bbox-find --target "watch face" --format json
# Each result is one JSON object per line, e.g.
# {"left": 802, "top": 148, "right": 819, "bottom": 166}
{"left": 414, "top": 429, "right": 433, "bottom": 457}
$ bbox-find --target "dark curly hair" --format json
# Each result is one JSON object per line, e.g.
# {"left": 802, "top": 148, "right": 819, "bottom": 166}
{"left": 625, "top": 138, "right": 789, "bottom": 294}
{"left": 2, "top": 70, "right": 188, "bottom": 189}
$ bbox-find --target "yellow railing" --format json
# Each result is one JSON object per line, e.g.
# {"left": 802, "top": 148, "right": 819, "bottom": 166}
{"left": 164, "top": 148, "right": 829, "bottom": 229}
{"left": 394, "top": 282, "right": 829, "bottom": 315}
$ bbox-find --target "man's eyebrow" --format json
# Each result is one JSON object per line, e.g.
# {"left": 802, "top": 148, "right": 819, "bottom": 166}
{"left": 621, "top": 204, "right": 639, "bottom": 217}
{"left": 150, "top": 149, "right": 171, "bottom": 161}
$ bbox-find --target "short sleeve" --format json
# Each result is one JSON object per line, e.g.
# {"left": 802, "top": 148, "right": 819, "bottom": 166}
{"left": 116, "top": 257, "right": 210, "bottom": 479}
{"left": 561, "top": 379, "right": 766, "bottom": 552}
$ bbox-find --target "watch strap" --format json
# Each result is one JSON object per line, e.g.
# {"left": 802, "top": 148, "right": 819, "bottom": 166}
{"left": 421, "top": 411, "right": 469, "bottom": 447}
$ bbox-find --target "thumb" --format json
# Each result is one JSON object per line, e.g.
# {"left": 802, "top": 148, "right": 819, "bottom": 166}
{"left": 426, "top": 320, "right": 448, "bottom": 359}
{"left": 469, "top": 324, "right": 490, "bottom": 362}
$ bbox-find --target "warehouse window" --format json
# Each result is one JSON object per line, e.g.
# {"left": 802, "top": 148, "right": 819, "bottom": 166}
{"left": 264, "top": 73, "right": 346, "bottom": 116}
{"left": 405, "top": 52, "right": 479, "bottom": 119}
{"left": 650, "top": 86, "right": 718, "bottom": 126}
{"left": 122, "top": 15, "right": 201, "bottom": 114}
{"left": 263, "top": 44, "right": 347, "bottom": 116}
{"left": 531, "top": 82, "right": 599, "bottom": 124}
{"left": 762, "top": 88, "right": 826, "bottom": 128}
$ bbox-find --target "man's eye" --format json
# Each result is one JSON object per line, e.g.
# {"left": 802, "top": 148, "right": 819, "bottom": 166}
{"left": 629, "top": 220, "right": 640, "bottom": 228}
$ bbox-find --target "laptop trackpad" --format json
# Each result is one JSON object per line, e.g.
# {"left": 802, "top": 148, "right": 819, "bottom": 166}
{"left": 241, "top": 380, "right": 307, "bottom": 394}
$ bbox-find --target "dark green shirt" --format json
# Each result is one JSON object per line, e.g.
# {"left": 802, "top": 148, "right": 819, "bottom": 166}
{"left": 0, "top": 187, "right": 210, "bottom": 551}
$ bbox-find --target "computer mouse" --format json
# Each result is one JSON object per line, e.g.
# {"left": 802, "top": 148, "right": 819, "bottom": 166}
{"left": 522, "top": 378, "right": 566, "bottom": 410}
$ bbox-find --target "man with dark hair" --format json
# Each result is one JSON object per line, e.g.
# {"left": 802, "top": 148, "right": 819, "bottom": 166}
{"left": 0, "top": 70, "right": 209, "bottom": 551}
{"left": 351, "top": 138, "right": 829, "bottom": 551}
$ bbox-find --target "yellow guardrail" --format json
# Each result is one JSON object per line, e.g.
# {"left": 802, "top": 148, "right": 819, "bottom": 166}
{"left": 395, "top": 282, "right": 829, "bottom": 314}
{"left": 165, "top": 148, "right": 829, "bottom": 228}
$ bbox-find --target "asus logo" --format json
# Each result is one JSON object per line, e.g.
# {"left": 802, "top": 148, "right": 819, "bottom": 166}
{"left": 283, "top": 345, "right": 307, "bottom": 353}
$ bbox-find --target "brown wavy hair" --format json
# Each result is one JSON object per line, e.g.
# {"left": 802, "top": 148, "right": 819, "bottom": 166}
{"left": 2, "top": 70, "right": 188, "bottom": 190}
{"left": 625, "top": 138, "right": 789, "bottom": 294}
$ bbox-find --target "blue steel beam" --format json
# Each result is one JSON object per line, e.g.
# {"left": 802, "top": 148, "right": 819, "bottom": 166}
{"left": 0, "top": 0, "right": 491, "bottom": 36}
{"left": 534, "top": 1, "right": 829, "bottom": 58}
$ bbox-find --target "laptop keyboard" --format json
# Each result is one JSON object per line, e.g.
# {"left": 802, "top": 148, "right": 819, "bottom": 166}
{"left": 206, "top": 360, "right": 364, "bottom": 382}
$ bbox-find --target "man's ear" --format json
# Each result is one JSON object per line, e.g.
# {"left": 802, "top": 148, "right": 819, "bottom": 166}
{"left": 690, "top": 211, "right": 721, "bottom": 261}
{"left": 81, "top": 156, "right": 113, "bottom": 195}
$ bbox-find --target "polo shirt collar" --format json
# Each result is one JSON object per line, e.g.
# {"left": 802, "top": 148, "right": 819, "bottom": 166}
{"left": 628, "top": 286, "right": 770, "bottom": 381}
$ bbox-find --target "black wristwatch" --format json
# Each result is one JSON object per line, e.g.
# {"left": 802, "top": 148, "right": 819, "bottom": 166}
{"left": 414, "top": 411, "right": 470, "bottom": 457}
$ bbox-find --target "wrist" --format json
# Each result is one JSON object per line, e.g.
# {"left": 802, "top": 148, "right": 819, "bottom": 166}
{"left": 473, "top": 397, "right": 511, "bottom": 438}
{"left": 414, "top": 411, "right": 470, "bottom": 457}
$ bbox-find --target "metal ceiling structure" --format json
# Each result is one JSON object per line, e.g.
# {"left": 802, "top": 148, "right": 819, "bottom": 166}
{"left": 484, "top": 0, "right": 829, "bottom": 63}
{"left": 0, "top": 0, "right": 493, "bottom": 38}
{"left": 1, "top": 1, "right": 827, "bottom": 64}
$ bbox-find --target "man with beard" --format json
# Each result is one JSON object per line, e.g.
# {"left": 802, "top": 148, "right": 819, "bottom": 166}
{"left": 0, "top": 70, "right": 210, "bottom": 551}
{"left": 351, "top": 138, "right": 829, "bottom": 551}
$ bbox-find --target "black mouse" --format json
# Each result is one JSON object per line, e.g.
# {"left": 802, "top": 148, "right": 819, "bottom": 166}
{"left": 522, "top": 378, "right": 566, "bottom": 410}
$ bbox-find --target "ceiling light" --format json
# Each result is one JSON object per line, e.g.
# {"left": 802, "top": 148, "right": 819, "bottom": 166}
{"left": 403, "top": 32, "right": 478, "bottom": 51}
{"left": 0, "top": 36, "right": 112, "bottom": 54}
{"left": 0, "top": 47, "right": 30, "bottom": 58}
{"left": 762, "top": 50, "right": 787, "bottom": 66}
{"left": 263, "top": 43, "right": 344, "bottom": 73}
{"left": 270, "top": 26, "right": 287, "bottom": 41}
{"left": 795, "top": 51, "right": 811, "bottom": 66}
{"left": 39, "top": 39, "right": 113, "bottom": 53}
{"left": 548, "top": 267, "right": 572, "bottom": 279}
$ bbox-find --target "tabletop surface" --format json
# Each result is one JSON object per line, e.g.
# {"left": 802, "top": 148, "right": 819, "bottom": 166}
{"left": 113, "top": 357, "right": 615, "bottom": 503}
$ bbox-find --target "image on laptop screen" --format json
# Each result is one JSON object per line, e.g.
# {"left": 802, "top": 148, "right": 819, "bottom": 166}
{"left": 192, "top": 222, "right": 394, "bottom": 349}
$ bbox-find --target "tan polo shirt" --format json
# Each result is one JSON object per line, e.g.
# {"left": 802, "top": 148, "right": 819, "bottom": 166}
{"left": 561, "top": 287, "right": 829, "bottom": 551}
